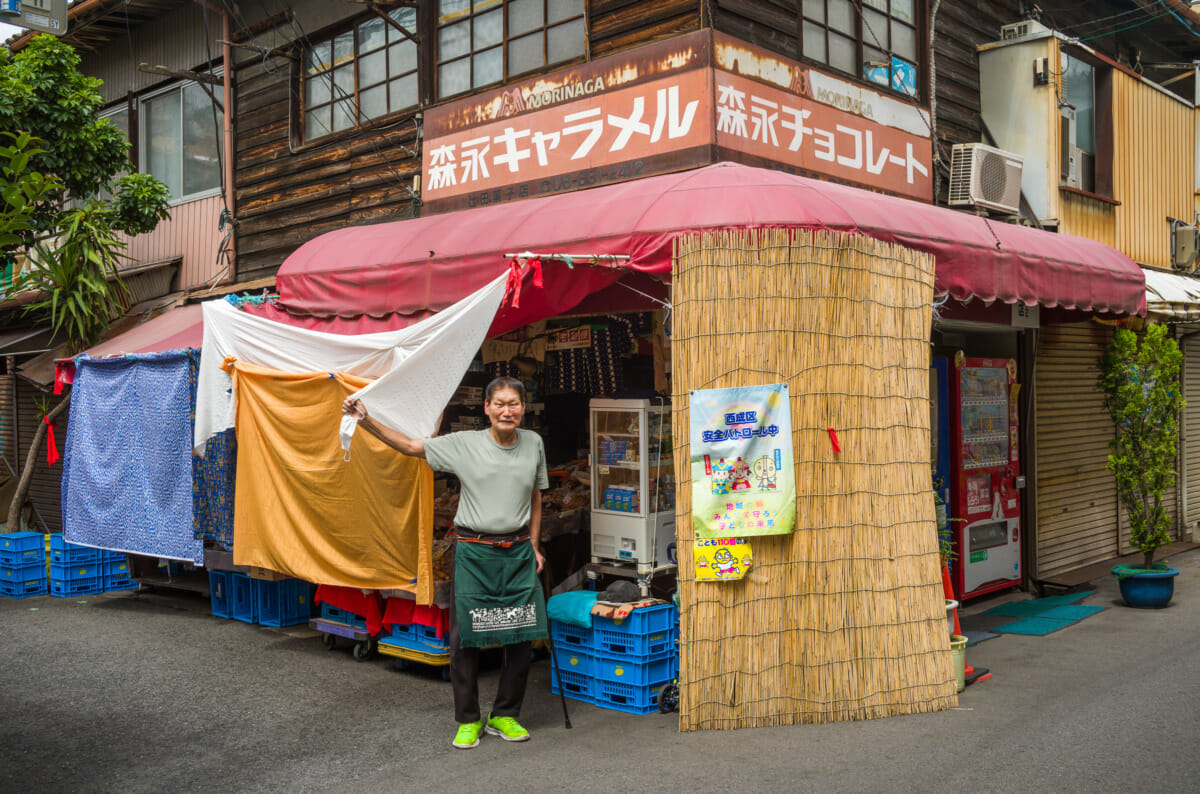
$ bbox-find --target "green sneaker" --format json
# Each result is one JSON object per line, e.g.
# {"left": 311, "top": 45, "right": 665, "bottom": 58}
{"left": 485, "top": 714, "right": 530, "bottom": 742}
{"left": 452, "top": 720, "right": 483, "bottom": 749}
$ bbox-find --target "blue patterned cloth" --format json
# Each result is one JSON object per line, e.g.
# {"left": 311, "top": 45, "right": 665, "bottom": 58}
{"left": 62, "top": 351, "right": 205, "bottom": 564}
{"left": 193, "top": 428, "right": 236, "bottom": 550}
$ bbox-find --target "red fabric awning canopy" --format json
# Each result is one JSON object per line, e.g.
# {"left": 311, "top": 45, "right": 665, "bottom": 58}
{"left": 249, "top": 162, "right": 1145, "bottom": 334}
{"left": 54, "top": 303, "right": 205, "bottom": 386}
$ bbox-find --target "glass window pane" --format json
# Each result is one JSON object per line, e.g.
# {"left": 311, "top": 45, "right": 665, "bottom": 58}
{"left": 828, "top": 0, "right": 854, "bottom": 35}
{"left": 548, "top": 18, "right": 585, "bottom": 64}
{"left": 864, "top": 46, "right": 889, "bottom": 86}
{"left": 389, "top": 73, "right": 418, "bottom": 111}
{"left": 474, "top": 0, "right": 502, "bottom": 10}
{"left": 474, "top": 45, "right": 502, "bottom": 87}
{"left": 182, "top": 82, "right": 221, "bottom": 196}
{"left": 863, "top": 9, "right": 888, "bottom": 49}
{"left": 475, "top": 8, "right": 502, "bottom": 49}
{"left": 144, "top": 92, "right": 182, "bottom": 198}
{"left": 389, "top": 40, "right": 417, "bottom": 76}
{"left": 389, "top": 5, "right": 417, "bottom": 38}
{"left": 305, "top": 72, "right": 332, "bottom": 107}
{"left": 863, "top": 0, "right": 887, "bottom": 10}
{"left": 305, "top": 106, "right": 331, "bottom": 140}
{"left": 307, "top": 42, "right": 331, "bottom": 75}
{"left": 106, "top": 107, "right": 130, "bottom": 141}
{"left": 509, "top": 32, "right": 544, "bottom": 76}
{"left": 333, "top": 31, "right": 354, "bottom": 65}
{"left": 829, "top": 32, "right": 855, "bottom": 74}
{"left": 891, "top": 21, "right": 917, "bottom": 61}
{"left": 359, "top": 16, "right": 386, "bottom": 53}
{"left": 361, "top": 84, "right": 387, "bottom": 120}
{"left": 892, "top": 0, "right": 915, "bottom": 24}
{"left": 333, "top": 64, "right": 355, "bottom": 100}
{"left": 548, "top": 0, "right": 585, "bottom": 24}
{"left": 439, "top": 20, "right": 470, "bottom": 61}
{"left": 440, "top": 0, "right": 470, "bottom": 24}
{"left": 509, "top": 0, "right": 543, "bottom": 36}
{"left": 360, "top": 49, "right": 387, "bottom": 87}
{"left": 1063, "top": 54, "right": 1095, "bottom": 153}
{"left": 802, "top": 0, "right": 825, "bottom": 24}
{"left": 439, "top": 58, "right": 470, "bottom": 98}
{"left": 332, "top": 97, "right": 356, "bottom": 132}
{"left": 802, "top": 22, "right": 827, "bottom": 62}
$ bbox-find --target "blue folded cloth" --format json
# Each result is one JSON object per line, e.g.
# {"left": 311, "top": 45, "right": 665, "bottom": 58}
{"left": 546, "top": 591, "right": 598, "bottom": 628}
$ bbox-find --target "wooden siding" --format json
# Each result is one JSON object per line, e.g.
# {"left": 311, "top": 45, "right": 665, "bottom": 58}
{"left": 1034, "top": 322, "right": 1119, "bottom": 579}
{"left": 14, "top": 379, "right": 65, "bottom": 534}
{"left": 121, "top": 195, "right": 227, "bottom": 291}
{"left": 1111, "top": 75, "right": 1194, "bottom": 269}
{"left": 932, "top": 1, "right": 1021, "bottom": 147}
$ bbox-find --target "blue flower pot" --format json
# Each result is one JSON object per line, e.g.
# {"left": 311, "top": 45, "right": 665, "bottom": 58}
{"left": 1111, "top": 565, "right": 1179, "bottom": 609}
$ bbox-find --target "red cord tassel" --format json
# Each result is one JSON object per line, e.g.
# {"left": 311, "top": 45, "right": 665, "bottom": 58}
{"left": 44, "top": 415, "right": 60, "bottom": 468}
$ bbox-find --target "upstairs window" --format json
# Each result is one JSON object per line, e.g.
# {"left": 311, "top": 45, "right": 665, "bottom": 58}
{"left": 141, "top": 79, "right": 223, "bottom": 203}
{"left": 436, "top": 0, "right": 586, "bottom": 100}
{"left": 1060, "top": 50, "right": 1113, "bottom": 198}
{"left": 303, "top": 7, "right": 420, "bottom": 141}
{"left": 800, "top": 0, "right": 920, "bottom": 97}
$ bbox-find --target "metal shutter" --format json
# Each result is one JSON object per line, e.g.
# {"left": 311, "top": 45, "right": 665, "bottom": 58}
{"left": 1182, "top": 333, "right": 1200, "bottom": 536}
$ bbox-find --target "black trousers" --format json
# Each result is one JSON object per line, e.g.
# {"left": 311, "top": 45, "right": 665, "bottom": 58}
{"left": 447, "top": 554, "right": 533, "bottom": 724}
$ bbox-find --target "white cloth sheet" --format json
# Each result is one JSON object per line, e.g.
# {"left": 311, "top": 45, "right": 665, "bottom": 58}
{"left": 195, "top": 273, "right": 508, "bottom": 453}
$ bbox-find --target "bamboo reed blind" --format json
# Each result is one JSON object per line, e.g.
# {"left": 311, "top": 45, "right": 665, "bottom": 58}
{"left": 670, "top": 229, "right": 956, "bottom": 731}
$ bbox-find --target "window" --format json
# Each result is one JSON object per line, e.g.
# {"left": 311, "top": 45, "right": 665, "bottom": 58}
{"left": 437, "top": 0, "right": 586, "bottom": 100}
{"left": 141, "top": 80, "right": 224, "bottom": 202}
{"left": 800, "top": 0, "right": 920, "bottom": 97}
{"left": 303, "top": 7, "right": 420, "bottom": 141}
{"left": 1062, "top": 53, "right": 1095, "bottom": 192}
{"left": 97, "top": 105, "right": 131, "bottom": 202}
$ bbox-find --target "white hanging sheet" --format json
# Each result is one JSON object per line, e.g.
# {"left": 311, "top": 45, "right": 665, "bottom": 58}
{"left": 195, "top": 273, "right": 508, "bottom": 453}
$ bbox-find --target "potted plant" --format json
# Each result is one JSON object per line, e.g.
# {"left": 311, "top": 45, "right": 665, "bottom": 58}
{"left": 1100, "top": 324, "right": 1185, "bottom": 608}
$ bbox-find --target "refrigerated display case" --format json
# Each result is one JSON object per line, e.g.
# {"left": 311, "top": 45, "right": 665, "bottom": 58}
{"left": 589, "top": 398, "right": 676, "bottom": 573}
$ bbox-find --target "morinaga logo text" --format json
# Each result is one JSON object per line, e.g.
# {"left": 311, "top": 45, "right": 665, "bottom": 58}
{"left": 525, "top": 77, "right": 607, "bottom": 110}
{"left": 469, "top": 604, "right": 538, "bottom": 632}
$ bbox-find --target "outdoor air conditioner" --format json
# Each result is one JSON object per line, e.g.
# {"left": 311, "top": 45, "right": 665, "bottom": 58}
{"left": 1000, "top": 20, "right": 1053, "bottom": 40}
{"left": 1060, "top": 106, "right": 1078, "bottom": 187}
{"left": 1171, "top": 222, "right": 1200, "bottom": 271}
{"left": 949, "top": 143, "right": 1024, "bottom": 215}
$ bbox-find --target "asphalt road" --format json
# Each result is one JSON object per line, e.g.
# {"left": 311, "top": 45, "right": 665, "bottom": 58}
{"left": 2, "top": 550, "right": 1198, "bottom": 793}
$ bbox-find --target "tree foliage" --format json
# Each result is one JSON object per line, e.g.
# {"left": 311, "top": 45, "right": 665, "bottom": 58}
{"left": 1100, "top": 324, "right": 1185, "bottom": 569}
{"left": 0, "top": 131, "right": 62, "bottom": 250}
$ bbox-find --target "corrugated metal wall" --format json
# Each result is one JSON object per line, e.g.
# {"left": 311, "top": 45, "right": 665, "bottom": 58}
{"left": 86, "top": 3, "right": 216, "bottom": 102}
{"left": 1059, "top": 196, "right": 1117, "bottom": 248}
{"left": 0, "top": 372, "right": 13, "bottom": 473}
{"left": 1112, "top": 76, "right": 1194, "bottom": 269}
{"left": 1182, "top": 334, "right": 1200, "bottom": 537}
{"left": 121, "top": 195, "right": 227, "bottom": 290}
{"left": 13, "top": 379, "right": 66, "bottom": 533}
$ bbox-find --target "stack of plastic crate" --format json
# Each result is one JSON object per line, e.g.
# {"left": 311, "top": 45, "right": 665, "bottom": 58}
{"left": 0, "top": 531, "right": 48, "bottom": 599}
{"left": 208, "top": 570, "right": 311, "bottom": 626}
{"left": 550, "top": 602, "right": 678, "bottom": 714}
{"left": 102, "top": 551, "right": 137, "bottom": 591}
{"left": 48, "top": 536, "right": 103, "bottom": 597}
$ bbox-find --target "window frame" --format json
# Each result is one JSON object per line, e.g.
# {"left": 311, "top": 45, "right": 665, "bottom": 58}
{"left": 138, "top": 76, "right": 225, "bottom": 206}
{"left": 797, "top": 0, "right": 925, "bottom": 101}
{"left": 434, "top": 0, "right": 588, "bottom": 102}
{"left": 1060, "top": 45, "right": 1115, "bottom": 200}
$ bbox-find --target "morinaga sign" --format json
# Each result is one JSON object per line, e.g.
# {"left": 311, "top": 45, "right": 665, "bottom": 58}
{"left": 421, "top": 31, "right": 932, "bottom": 212}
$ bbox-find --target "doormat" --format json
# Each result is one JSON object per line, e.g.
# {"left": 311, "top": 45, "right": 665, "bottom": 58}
{"left": 991, "top": 598, "right": 1107, "bottom": 636}
{"left": 963, "top": 630, "right": 999, "bottom": 646}
{"left": 981, "top": 591, "right": 1095, "bottom": 617}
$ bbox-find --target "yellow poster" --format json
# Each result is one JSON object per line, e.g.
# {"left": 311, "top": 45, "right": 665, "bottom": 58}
{"left": 694, "top": 537, "right": 753, "bottom": 581}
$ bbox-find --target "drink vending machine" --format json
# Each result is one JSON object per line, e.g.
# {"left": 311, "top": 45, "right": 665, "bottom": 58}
{"left": 949, "top": 353, "right": 1022, "bottom": 599}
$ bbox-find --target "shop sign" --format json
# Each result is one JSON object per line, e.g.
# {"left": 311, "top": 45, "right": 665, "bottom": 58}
{"left": 689, "top": 383, "right": 795, "bottom": 539}
{"left": 694, "top": 537, "right": 753, "bottom": 581}
{"left": 547, "top": 326, "right": 591, "bottom": 350}
{"left": 421, "top": 31, "right": 933, "bottom": 211}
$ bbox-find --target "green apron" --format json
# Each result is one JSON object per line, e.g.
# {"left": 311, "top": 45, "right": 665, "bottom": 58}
{"left": 453, "top": 539, "right": 547, "bottom": 648}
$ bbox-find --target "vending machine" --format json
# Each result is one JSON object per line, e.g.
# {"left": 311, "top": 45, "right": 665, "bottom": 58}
{"left": 930, "top": 358, "right": 952, "bottom": 578}
{"left": 949, "top": 353, "right": 1022, "bottom": 599}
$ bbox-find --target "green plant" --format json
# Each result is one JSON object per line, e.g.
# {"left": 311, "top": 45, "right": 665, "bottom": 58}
{"left": 0, "top": 131, "right": 61, "bottom": 249}
{"left": 112, "top": 172, "right": 171, "bottom": 235}
{"left": 1100, "top": 324, "right": 1185, "bottom": 570}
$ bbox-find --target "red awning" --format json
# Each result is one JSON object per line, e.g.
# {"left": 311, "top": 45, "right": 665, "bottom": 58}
{"left": 54, "top": 303, "right": 205, "bottom": 387}
{"left": 247, "top": 162, "right": 1145, "bottom": 334}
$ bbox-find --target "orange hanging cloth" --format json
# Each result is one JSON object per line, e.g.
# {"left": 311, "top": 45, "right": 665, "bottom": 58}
{"left": 225, "top": 359, "right": 434, "bottom": 603}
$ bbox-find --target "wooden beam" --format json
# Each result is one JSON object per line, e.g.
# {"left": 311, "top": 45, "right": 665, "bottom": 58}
{"left": 369, "top": 2, "right": 420, "bottom": 44}
{"left": 136, "top": 64, "right": 224, "bottom": 112}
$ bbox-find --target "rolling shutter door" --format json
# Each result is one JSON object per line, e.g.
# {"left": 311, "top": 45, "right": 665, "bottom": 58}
{"left": 0, "top": 373, "right": 13, "bottom": 473}
{"left": 1035, "top": 322, "right": 1120, "bottom": 579}
{"left": 1182, "top": 334, "right": 1200, "bottom": 535}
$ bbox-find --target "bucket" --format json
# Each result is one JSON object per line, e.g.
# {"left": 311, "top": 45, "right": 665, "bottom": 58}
{"left": 949, "top": 634, "right": 968, "bottom": 693}
{"left": 944, "top": 599, "right": 959, "bottom": 637}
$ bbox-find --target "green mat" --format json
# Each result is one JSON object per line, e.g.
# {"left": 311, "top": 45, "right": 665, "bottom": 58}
{"left": 994, "top": 617, "right": 1074, "bottom": 636}
{"left": 990, "top": 598, "right": 1107, "bottom": 636}
{"left": 981, "top": 591, "right": 1095, "bottom": 617}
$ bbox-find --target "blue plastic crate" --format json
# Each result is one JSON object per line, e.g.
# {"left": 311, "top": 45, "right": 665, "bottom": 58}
{"left": 209, "top": 570, "right": 232, "bottom": 618}
{"left": 103, "top": 558, "right": 130, "bottom": 577}
{"left": 50, "top": 561, "right": 102, "bottom": 582}
{"left": 230, "top": 572, "right": 256, "bottom": 623}
{"left": 552, "top": 646, "right": 596, "bottom": 678}
{"left": 379, "top": 631, "right": 449, "bottom": 656}
{"left": 1, "top": 579, "right": 47, "bottom": 598}
{"left": 412, "top": 622, "right": 445, "bottom": 645}
{"left": 387, "top": 622, "right": 416, "bottom": 640}
{"left": 0, "top": 532, "right": 46, "bottom": 566}
{"left": 49, "top": 535, "right": 101, "bottom": 564}
{"left": 550, "top": 666, "right": 596, "bottom": 702}
{"left": 1, "top": 561, "right": 45, "bottom": 583}
{"left": 593, "top": 651, "right": 674, "bottom": 687}
{"left": 254, "top": 578, "right": 312, "bottom": 627}
{"left": 49, "top": 575, "right": 103, "bottom": 596}
{"left": 104, "top": 576, "right": 138, "bottom": 592}
{"left": 592, "top": 603, "right": 676, "bottom": 637}
{"left": 594, "top": 626, "right": 675, "bottom": 658}
{"left": 550, "top": 620, "right": 593, "bottom": 651}
{"left": 319, "top": 602, "right": 366, "bottom": 629}
{"left": 594, "top": 676, "right": 671, "bottom": 715}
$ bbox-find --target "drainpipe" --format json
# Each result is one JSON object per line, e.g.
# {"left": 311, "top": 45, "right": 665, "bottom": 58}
{"left": 223, "top": 10, "right": 236, "bottom": 282}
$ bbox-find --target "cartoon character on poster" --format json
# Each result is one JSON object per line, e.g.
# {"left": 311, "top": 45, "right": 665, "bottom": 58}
{"left": 689, "top": 384, "right": 796, "bottom": 538}
{"left": 694, "top": 537, "right": 753, "bottom": 581}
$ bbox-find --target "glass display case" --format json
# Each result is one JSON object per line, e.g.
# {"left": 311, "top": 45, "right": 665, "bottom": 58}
{"left": 589, "top": 398, "right": 676, "bottom": 569}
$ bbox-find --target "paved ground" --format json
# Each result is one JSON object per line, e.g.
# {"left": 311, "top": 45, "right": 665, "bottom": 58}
{"left": 2, "top": 549, "right": 1198, "bottom": 793}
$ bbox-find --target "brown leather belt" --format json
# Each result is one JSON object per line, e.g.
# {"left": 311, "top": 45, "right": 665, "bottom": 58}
{"left": 454, "top": 527, "right": 530, "bottom": 548}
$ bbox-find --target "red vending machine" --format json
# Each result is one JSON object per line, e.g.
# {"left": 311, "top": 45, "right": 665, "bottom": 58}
{"left": 949, "top": 353, "right": 1022, "bottom": 600}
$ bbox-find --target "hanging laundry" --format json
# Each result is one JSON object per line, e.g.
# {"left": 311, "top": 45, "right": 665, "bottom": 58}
{"left": 192, "top": 429, "right": 236, "bottom": 550}
{"left": 226, "top": 360, "right": 434, "bottom": 600}
{"left": 63, "top": 352, "right": 204, "bottom": 564}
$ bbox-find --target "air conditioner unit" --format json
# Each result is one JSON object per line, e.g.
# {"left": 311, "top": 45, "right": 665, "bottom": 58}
{"left": 1060, "top": 106, "right": 1078, "bottom": 187}
{"left": 1171, "top": 222, "right": 1200, "bottom": 271}
{"left": 949, "top": 143, "right": 1024, "bottom": 215}
{"left": 1000, "top": 20, "right": 1053, "bottom": 40}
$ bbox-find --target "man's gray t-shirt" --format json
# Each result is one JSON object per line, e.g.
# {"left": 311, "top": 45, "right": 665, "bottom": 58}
{"left": 424, "top": 428, "right": 549, "bottom": 534}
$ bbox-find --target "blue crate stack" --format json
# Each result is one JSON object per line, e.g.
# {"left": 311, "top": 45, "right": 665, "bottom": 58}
{"left": 319, "top": 602, "right": 367, "bottom": 628}
{"left": 48, "top": 536, "right": 103, "bottom": 597}
{"left": 550, "top": 602, "right": 678, "bottom": 715}
{"left": 209, "top": 571, "right": 313, "bottom": 626}
{"left": 102, "top": 551, "right": 137, "bottom": 591}
{"left": 0, "top": 532, "right": 48, "bottom": 598}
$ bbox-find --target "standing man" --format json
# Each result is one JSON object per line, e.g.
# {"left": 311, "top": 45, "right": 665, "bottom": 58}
{"left": 342, "top": 376, "right": 548, "bottom": 749}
